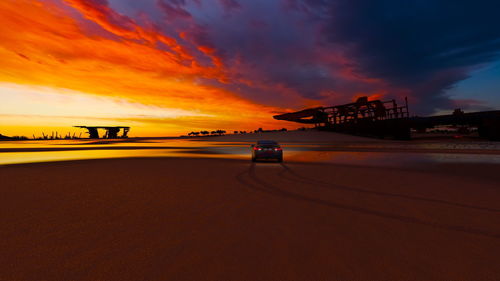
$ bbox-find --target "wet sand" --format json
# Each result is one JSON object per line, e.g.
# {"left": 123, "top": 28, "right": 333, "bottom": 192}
{"left": 2, "top": 130, "right": 500, "bottom": 167}
{"left": 1, "top": 157, "right": 500, "bottom": 280}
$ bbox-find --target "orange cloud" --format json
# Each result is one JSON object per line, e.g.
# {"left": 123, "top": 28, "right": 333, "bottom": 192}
{"left": 0, "top": 0, "right": 292, "bottom": 136}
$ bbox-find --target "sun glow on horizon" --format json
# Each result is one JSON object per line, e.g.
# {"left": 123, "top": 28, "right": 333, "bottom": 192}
{"left": 0, "top": 0, "right": 294, "bottom": 137}
{"left": 0, "top": 82, "right": 295, "bottom": 137}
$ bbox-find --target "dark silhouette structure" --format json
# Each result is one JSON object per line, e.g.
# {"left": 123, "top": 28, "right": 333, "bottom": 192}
{"left": 74, "top": 126, "right": 130, "bottom": 139}
{"left": 274, "top": 96, "right": 500, "bottom": 140}
{"left": 274, "top": 96, "right": 411, "bottom": 139}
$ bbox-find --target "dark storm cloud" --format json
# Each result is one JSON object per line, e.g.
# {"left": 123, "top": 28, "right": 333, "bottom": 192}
{"left": 109, "top": 0, "right": 500, "bottom": 113}
{"left": 217, "top": 0, "right": 241, "bottom": 12}
{"left": 316, "top": 0, "right": 500, "bottom": 112}
{"left": 157, "top": 0, "right": 192, "bottom": 20}
{"left": 183, "top": 0, "right": 357, "bottom": 107}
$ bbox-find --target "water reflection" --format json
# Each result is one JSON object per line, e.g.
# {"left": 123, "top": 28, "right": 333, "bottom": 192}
{"left": 1, "top": 138, "right": 500, "bottom": 166}
{"left": 283, "top": 150, "right": 500, "bottom": 166}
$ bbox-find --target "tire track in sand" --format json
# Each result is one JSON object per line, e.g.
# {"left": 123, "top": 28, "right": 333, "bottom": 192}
{"left": 235, "top": 162, "right": 500, "bottom": 239}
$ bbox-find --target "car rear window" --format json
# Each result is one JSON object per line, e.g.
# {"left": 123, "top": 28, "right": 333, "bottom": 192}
{"left": 257, "top": 141, "right": 278, "bottom": 145}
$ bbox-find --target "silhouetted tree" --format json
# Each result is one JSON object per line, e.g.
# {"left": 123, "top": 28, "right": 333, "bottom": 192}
{"left": 0, "top": 133, "right": 11, "bottom": 140}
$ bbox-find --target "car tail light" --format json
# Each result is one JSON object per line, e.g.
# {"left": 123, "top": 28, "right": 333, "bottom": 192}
{"left": 274, "top": 147, "right": 282, "bottom": 151}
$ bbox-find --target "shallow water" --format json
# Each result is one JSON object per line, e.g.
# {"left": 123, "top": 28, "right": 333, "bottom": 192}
{"left": 1, "top": 138, "right": 500, "bottom": 166}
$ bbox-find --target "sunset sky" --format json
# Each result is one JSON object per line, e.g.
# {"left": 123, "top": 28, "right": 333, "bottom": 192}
{"left": 1, "top": 0, "right": 499, "bottom": 137}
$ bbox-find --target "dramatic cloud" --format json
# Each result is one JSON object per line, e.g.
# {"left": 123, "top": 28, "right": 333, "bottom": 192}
{"left": 157, "top": 0, "right": 192, "bottom": 20}
{"left": 1, "top": 0, "right": 499, "bottom": 136}
{"left": 224, "top": 0, "right": 500, "bottom": 113}
{"left": 218, "top": 0, "right": 241, "bottom": 12}
{"left": 0, "top": 0, "right": 283, "bottom": 136}
{"left": 137, "top": 0, "right": 500, "bottom": 113}
{"left": 296, "top": 0, "right": 500, "bottom": 112}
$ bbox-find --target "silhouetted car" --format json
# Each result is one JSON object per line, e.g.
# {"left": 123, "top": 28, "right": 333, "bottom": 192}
{"left": 251, "top": 140, "right": 283, "bottom": 162}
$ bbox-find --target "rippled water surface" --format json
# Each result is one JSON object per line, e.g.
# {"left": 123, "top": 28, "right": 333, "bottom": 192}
{"left": 1, "top": 137, "right": 500, "bottom": 166}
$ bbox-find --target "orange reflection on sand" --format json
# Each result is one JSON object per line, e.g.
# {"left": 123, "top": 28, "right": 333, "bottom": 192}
{"left": 0, "top": 148, "right": 249, "bottom": 166}
{"left": 2, "top": 138, "right": 500, "bottom": 166}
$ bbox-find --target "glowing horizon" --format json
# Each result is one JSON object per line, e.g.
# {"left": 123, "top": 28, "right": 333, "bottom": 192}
{"left": 0, "top": 0, "right": 300, "bottom": 137}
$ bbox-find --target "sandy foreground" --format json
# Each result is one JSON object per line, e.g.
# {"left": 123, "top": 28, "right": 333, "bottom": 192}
{"left": 1, "top": 154, "right": 500, "bottom": 280}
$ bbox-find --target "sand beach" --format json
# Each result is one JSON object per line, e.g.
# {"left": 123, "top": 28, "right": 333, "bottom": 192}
{"left": 1, "top": 131, "right": 500, "bottom": 280}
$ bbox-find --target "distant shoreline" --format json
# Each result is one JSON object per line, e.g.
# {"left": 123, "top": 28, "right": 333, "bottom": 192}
{"left": 1, "top": 127, "right": 497, "bottom": 142}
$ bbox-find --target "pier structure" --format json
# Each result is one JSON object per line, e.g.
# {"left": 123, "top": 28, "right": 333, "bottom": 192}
{"left": 274, "top": 96, "right": 411, "bottom": 139}
{"left": 74, "top": 126, "right": 130, "bottom": 139}
{"left": 274, "top": 97, "right": 500, "bottom": 140}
